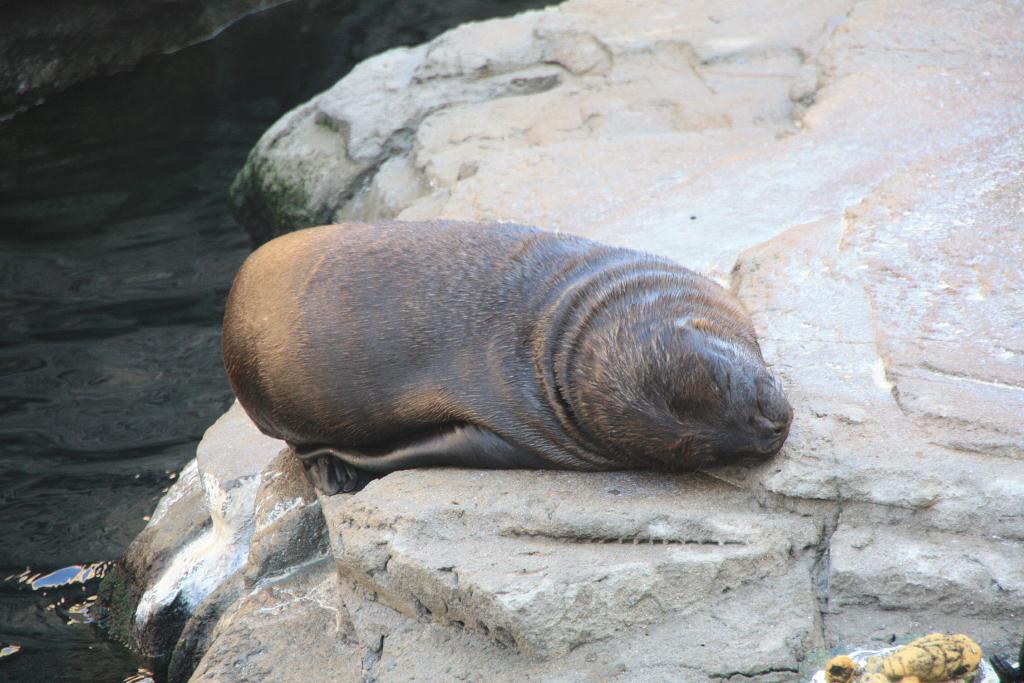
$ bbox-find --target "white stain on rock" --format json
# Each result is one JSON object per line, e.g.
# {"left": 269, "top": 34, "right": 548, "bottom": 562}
{"left": 135, "top": 472, "right": 262, "bottom": 627}
{"left": 134, "top": 402, "right": 284, "bottom": 629}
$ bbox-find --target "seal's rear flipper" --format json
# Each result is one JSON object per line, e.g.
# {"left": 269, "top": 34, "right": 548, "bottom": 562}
{"left": 290, "top": 444, "right": 375, "bottom": 495}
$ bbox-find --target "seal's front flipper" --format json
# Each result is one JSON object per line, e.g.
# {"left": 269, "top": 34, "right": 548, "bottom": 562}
{"left": 290, "top": 425, "right": 549, "bottom": 494}
{"left": 290, "top": 444, "right": 375, "bottom": 495}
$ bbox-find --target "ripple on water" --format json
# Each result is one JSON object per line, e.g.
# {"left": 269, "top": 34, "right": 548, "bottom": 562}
{"left": 1, "top": 643, "right": 23, "bottom": 658}
{"left": 0, "top": 563, "right": 118, "bottom": 672}
{"left": 6, "top": 562, "right": 112, "bottom": 591}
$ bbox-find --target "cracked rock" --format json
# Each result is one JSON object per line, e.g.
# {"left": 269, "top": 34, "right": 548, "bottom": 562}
{"left": 323, "top": 470, "right": 823, "bottom": 679}
{"left": 189, "top": 558, "right": 359, "bottom": 682}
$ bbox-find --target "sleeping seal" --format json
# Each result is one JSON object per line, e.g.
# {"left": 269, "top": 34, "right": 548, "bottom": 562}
{"left": 223, "top": 221, "right": 792, "bottom": 494}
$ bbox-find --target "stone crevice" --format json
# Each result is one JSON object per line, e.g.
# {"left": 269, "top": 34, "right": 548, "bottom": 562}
{"left": 500, "top": 529, "right": 748, "bottom": 546}
{"left": 360, "top": 634, "right": 385, "bottom": 682}
{"left": 714, "top": 667, "right": 801, "bottom": 681}
{"left": 918, "top": 362, "right": 1024, "bottom": 393}
{"left": 811, "top": 507, "right": 841, "bottom": 643}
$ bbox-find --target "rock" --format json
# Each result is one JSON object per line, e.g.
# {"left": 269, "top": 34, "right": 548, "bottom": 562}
{"left": 167, "top": 573, "right": 246, "bottom": 683}
{"left": 122, "top": 0, "right": 1024, "bottom": 679}
{"left": 242, "top": 449, "right": 329, "bottom": 587}
{"left": 107, "top": 402, "right": 284, "bottom": 663}
{"left": 111, "top": 403, "right": 339, "bottom": 681}
{"left": 230, "top": 0, "right": 854, "bottom": 246}
{"left": 102, "top": 457, "right": 210, "bottom": 656}
{"left": 321, "top": 469, "right": 824, "bottom": 680}
{"left": 132, "top": 402, "right": 283, "bottom": 631}
{"left": 724, "top": 124, "right": 1024, "bottom": 650}
{"left": 828, "top": 524, "right": 1023, "bottom": 650}
{"left": 0, "top": 0, "right": 286, "bottom": 117}
{"left": 166, "top": 447, "right": 331, "bottom": 681}
{"left": 189, "top": 558, "right": 360, "bottom": 682}
{"left": 228, "top": 14, "right": 571, "bottom": 243}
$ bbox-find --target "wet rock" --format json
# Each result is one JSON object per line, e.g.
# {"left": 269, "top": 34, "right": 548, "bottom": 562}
{"left": 103, "top": 458, "right": 210, "bottom": 654}
{"left": 166, "top": 450, "right": 328, "bottom": 681}
{"left": 115, "top": 404, "right": 337, "bottom": 680}
{"left": 167, "top": 572, "right": 245, "bottom": 683}
{"left": 111, "top": 402, "right": 283, "bottom": 662}
{"left": 243, "top": 449, "right": 329, "bottom": 587}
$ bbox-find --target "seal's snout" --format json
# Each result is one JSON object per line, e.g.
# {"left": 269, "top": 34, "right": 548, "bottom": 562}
{"left": 751, "top": 413, "right": 790, "bottom": 455}
{"left": 750, "top": 374, "right": 792, "bottom": 455}
{"left": 725, "top": 371, "right": 791, "bottom": 457}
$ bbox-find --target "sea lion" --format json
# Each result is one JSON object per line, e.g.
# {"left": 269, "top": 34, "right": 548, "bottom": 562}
{"left": 223, "top": 220, "right": 792, "bottom": 494}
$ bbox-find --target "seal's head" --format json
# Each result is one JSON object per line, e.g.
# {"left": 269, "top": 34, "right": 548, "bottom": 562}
{"left": 565, "top": 304, "right": 793, "bottom": 469}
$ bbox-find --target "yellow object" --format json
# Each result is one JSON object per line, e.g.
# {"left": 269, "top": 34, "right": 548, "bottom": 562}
{"left": 822, "top": 655, "right": 887, "bottom": 683}
{"left": 824, "top": 633, "right": 982, "bottom": 683}
{"left": 824, "top": 655, "right": 859, "bottom": 683}
{"left": 863, "top": 633, "right": 982, "bottom": 682}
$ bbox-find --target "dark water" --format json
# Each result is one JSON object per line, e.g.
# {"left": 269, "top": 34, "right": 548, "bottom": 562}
{"left": 0, "top": 0, "right": 552, "bottom": 679}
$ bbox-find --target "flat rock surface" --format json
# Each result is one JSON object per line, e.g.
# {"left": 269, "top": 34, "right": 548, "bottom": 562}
{"left": 123, "top": 0, "right": 1024, "bottom": 680}
{"left": 320, "top": 469, "right": 823, "bottom": 680}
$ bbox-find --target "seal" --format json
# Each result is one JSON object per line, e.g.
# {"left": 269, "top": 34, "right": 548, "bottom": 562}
{"left": 223, "top": 220, "right": 792, "bottom": 494}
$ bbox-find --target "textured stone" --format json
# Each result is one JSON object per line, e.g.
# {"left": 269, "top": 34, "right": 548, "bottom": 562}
{"left": 189, "top": 558, "right": 359, "bottom": 682}
{"left": 720, "top": 130, "right": 1024, "bottom": 656}
{"left": 167, "top": 573, "right": 246, "bottom": 683}
{"left": 230, "top": 0, "right": 854, "bottom": 249}
{"left": 243, "top": 450, "right": 329, "bottom": 587}
{"left": 829, "top": 524, "right": 1023, "bottom": 636}
{"left": 117, "top": 402, "right": 284, "bottom": 662}
{"left": 103, "top": 457, "right": 210, "bottom": 656}
{"left": 165, "top": 450, "right": 330, "bottom": 682}
{"left": 322, "top": 470, "right": 824, "bottom": 680}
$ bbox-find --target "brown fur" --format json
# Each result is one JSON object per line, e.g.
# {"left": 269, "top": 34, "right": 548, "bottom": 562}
{"left": 223, "top": 220, "right": 791, "bottom": 475}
